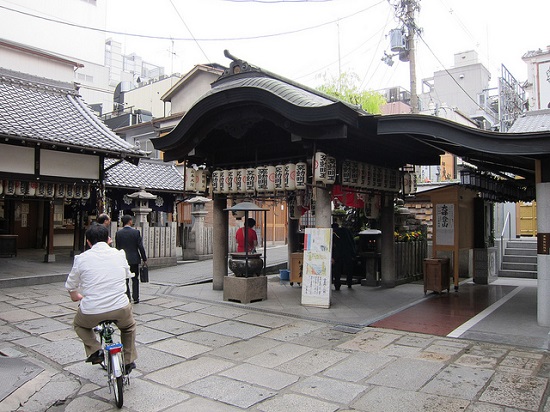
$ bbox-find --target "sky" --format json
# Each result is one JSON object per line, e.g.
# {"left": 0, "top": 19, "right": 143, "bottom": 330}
{"left": 101, "top": 0, "right": 550, "bottom": 93}
{"left": 1, "top": 0, "right": 549, "bottom": 94}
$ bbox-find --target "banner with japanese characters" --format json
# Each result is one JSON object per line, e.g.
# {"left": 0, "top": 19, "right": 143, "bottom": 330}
{"left": 435, "top": 203, "right": 455, "bottom": 246}
{"left": 301, "top": 228, "right": 332, "bottom": 308}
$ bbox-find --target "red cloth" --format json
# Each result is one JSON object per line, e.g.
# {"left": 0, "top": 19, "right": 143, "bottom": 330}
{"left": 236, "top": 227, "right": 258, "bottom": 252}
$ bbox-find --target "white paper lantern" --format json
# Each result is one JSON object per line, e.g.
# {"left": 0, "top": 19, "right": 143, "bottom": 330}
{"left": 246, "top": 168, "right": 256, "bottom": 193}
{"left": 73, "top": 184, "right": 82, "bottom": 199}
{"left": 274, "top": 165, "right": 285, "bottom": 192}
{"left": 313, "top": 152, "right": 327, "bottom": 183}
{"left": 28, "top": 182, "right": 37, "bottom": 196}
{"left": 185, "top": 168, "right": 196, "bottom": 191}
{"left": 255, "top": 166, "right": 269, "bottom": 192}
{"left": 373, "top": 166, "right": 384, "bottom": 189}
{"left": 266, "top": 166, "right": 276, "bottom": 192}
{"left": 350, "top": 161, "right": 359, "bottom": 187}
{"left": 211, "top": 170, "right": 221, "bottom": 194}
{"left": 55, "top": 184, "right": 66, "bottom": 198}
{"left": 403, "top": 172, "right": 417, "bottom": 194}
{"left": 295, "top": 162, "right": 307, "bottom": 190}
{"left": 221, "top": 170, "right": 230, "bottom": 194}
{"left": 81, "top": 184, "right": 90, "bottom": 199}
{"left": 234, "top": 169, "right": 244, "bottom": 193}
{"left": 324, "top": 156, "right": 337, "bottom": 184}
{"left": 284, "top": 163, "right": 296, "bottom": 190}
{"left": 341, "top": 161, "right": 352, "bottom": 186}
{"left": 227, "top": 169, "right": 237, "bottom": 193}
{"left": 5, "top": 180, "right": 15, "bottom": 195}
{"left": 14, "top": 181, "right": 24, "bottom": 196}
{"left": 387, "top": 169, "right": 400, "bottom": 192}
{"left": 195, "top": 170, "right": 207, "bottom": 192}
{"left": 0, "top": 180, "right": 3, "bottom": 195}
{"left": 66, "top": 184, "right": 74, "bottom": 199}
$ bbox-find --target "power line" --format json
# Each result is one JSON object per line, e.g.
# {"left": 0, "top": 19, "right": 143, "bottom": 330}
{"left": 168, "top": 0, "right": 210, "bottom": 63}
{"left": 417, "top": 32, "right": 488, "bottom": 114}
{"left": 0, "top": 2, "right": 385, "bottom": 42}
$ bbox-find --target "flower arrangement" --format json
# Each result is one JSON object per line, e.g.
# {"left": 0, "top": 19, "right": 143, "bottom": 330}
{"left": 394, "top": 230, "right": 424, "bottom": 242}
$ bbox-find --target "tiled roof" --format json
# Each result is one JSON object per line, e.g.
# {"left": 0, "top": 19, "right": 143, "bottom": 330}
{"left": 105, "top": 158, "right": 184, "bottom": 192}
{"left": 0, "top": 69, "right": 143, "bottom": 157}
{"left": 509, "top": 109, "right": 550, "bottom": 133}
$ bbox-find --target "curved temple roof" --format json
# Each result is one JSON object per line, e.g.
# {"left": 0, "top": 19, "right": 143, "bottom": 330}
{"left": 153, "top": 53, "right": 550, "bottom": 190}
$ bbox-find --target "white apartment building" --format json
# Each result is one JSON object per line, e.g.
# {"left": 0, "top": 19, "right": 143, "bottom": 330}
{"left": 522, "top": 46, "right": 550, "bottom": 111}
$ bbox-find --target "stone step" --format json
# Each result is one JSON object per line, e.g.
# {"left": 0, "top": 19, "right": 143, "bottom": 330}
{"left": 502, "top": 255, "right": 537, "bottom": 264}
{"left": 501, "top": 261, "right": 538, "bottom": 272}
{"left": 504, "top": 247, "right": 537, "bottom": 256}
{"left": 498, "top": 269, "right": 537, "bottom": 279}
{"left": 505, "top": 241, "right": 537, "bottom": 250}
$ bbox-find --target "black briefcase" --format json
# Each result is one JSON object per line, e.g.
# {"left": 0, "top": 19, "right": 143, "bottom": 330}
{"left": 139, "top": 265, "right": 149, "bottom": 283}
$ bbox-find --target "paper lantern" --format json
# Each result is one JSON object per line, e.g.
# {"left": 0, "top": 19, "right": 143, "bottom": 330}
{"left": 234, "top": 169, "right": 245, "bottom": 193}
{"left": 55, "top": 184, "right": 66, "bottom": 198}
{"left": 255, "top": 166, "right": 269, "bottom": 192}
{"left": 246, "top": 168, "right": 256, "bottom": 193}
{"left": 295, "top": 162, "right": 307, "bottom": 190}
{"left": 341, "top": 161, "right": 352, "bottom": 186}
{"left": 73, "top": 184, "right": 82, "bottom": 199}
{"left": 185, "top": 168, "right": 196, "bottom": 191}
{"left": 284, "top": 163, "right": 296, "bottom": 190}
{"left": 403, "top": 172, "right": 417, "bottom": 194}
{"left": 28, "top": 182, "right": 37, "bottom": 196}
{"left": 266, "top": 166, "right": 276, "bottom": 192}
{"left": 195, "top": 170, "right": 207, "bottom": 192}
{"left": 274, "top": 165, "right": 285, "bottom": 191}
{"left": 211, "top": 170, "right": 221, "bottom": 194}
{"left": 0, "top": 180, "right": 3, "bottom": 195}
{"left": 350, "top": 161, "right": 359, "bottom": 187}
{"left": 45, "top": 183, "right": 55, "bottom": 197}
{"left": 14, "top": 181, "right": 24, "bottom": 196}
{"left": 226, "top": 169, "right": 237, "bottom": 193}
{"left": 81, "top": 184, "right": 90, "bottom": 199}
{"left": 66, "top": 184, "right": 74, "bottom": 199}
{"left": 324, "top": 156, "right": 337, "bottom": 185}
{"left": 221, "top": 170, "right": 230, "bottom": 194}
{"left": 313, "top": 151, "right": 327, "bottom": 183}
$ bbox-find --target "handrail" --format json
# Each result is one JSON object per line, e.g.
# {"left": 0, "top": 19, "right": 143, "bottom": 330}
{"left": 500, "top": 211, "right": 511, "bottom": 270}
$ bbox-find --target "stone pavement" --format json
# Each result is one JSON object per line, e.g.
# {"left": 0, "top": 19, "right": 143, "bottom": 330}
{"left": 1, "top": 280, "right": 550, "bottom": 411}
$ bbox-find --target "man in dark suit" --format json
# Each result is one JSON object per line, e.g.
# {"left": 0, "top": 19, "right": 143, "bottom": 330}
{"left": 115, "top": 215, "right": 147, "bottom": 304}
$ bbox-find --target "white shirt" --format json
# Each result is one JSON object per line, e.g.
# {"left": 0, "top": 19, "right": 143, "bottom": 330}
{"left": 65, "top": 242, "right": 133, "bottom": 314}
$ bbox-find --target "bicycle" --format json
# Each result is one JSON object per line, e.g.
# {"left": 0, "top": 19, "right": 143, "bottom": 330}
{"left": 93, "top": 320, "right": 128, "bottom": 408}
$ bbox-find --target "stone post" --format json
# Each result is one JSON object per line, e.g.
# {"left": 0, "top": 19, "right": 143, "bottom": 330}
{"left": 213, "top": 197, "right": 228, "bottom": 290}
{"left": 380, "top": 193, "right": 396, "bottom": 288}
{"left": 315, "top": 187, "right": 332, "bottom": 228}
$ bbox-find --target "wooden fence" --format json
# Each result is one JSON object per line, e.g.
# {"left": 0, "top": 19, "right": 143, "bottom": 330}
{"left": 394, "top": 240, "right": 428, "bottom": 282}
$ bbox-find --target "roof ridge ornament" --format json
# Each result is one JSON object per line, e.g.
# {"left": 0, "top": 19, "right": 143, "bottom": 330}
{"left": 218, "top": 49, "right": 261, "bottom": 80}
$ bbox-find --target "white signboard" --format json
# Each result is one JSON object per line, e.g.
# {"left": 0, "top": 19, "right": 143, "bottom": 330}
{"left": 301, "top": 228, "right": 332, "bottom": 308}
{"left": 435, "top": 203, "right": 455, "bottom": 246}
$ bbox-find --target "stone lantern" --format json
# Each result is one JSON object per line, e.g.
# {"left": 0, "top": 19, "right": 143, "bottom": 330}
{"left": 184, "top": 195, "right": 211, "bottom": 259}
{"left": 127, "top": 186, "right": 156, "bottom": 224}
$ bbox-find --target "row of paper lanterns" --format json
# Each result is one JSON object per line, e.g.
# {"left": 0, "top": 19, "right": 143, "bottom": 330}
{"left": 184, "top": 152, "right": 411, "bottom": 195}
{"left": 0, "top": 180, "right": 91, "bottom": 199}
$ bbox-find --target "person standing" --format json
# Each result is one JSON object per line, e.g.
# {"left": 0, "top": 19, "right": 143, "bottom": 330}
{"left": 331, "top": 222, "right": 357, "bottom": 290}
{"left": 115, "top": 215, "right": 147, "bottom": 304}
{"left": 65, "top": 224, "right": 137, "bottom": 374}
{"left": 96, "top": 213, "right": 113, "bottom": 245}
{"left": 236, "top": 218, "right": 258, "bottom": 253}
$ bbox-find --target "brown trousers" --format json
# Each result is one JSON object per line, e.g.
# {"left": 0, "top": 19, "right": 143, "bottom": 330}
{"left": 73, "top": 303, "right": 137, "bottom": 364}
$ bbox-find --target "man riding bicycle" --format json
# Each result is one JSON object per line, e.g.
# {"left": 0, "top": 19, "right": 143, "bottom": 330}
{"left": 65, "top": 224, "right": 137, "bottom": 374}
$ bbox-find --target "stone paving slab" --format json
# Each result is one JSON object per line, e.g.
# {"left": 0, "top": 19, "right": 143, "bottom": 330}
{"left": 184, "top": 375, "right": 276, "bottom": 409}
{"left": 202, "top": 319, "right": 269, "bottom": 339}
{"left": 129, "top": 345, "right": 185, "bottom": 374}
{"left": 365, "top": 358, "right": 444, "bottom": 391}
{"left": 144, "top": 317, "right": 201, "bottom": 336}
{"left": 421, "top": 364, "right": 494, "bottom": 400}
{"left": 149, "top": 337, "right": 211, "bottom": 359}
{"left": 292, "top": 375, "right": 368, "bottom": 404}
{"left": 246, "top": 342, "right": 312, "bottom": 368}
{"left": 177, "top": 330, "right": 240, "bottom": 348}
{"left": 173, "top": 311, "right": 225, "bottom": 327}
{"left": 478, "top": 372, "right": 548, "bottom": 411}
{"left": 256, "top": 393, "right": 338, "bottom": 412}
{"left": 165, "top": 396, "right": 243, "bottom": 411}
{"left": 352, "top": 386, "right": 470, "bottom": 412}
{"left": 208, "top": 337, "right": 277, "bottom": 362}
{"left": 275, "top": 348, "right": 349, "bottom": 376}
{"left": 323, "top": 351, "right": 395, "bottom": 382}
{"left": 220, "top": 363, "right": 299, "bottom": 390}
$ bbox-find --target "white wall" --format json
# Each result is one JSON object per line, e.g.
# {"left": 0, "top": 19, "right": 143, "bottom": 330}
{"left": 0, "top": 0, "right": 107, "bottom": 65}
{"left": 123, "top": 76, "right": 180, "bottom": 118}
{"left": 170, "top": 71, "right": 221, "bottom": 115}
{"left": 0, "top": 45, "right": 75, "bottom": 82}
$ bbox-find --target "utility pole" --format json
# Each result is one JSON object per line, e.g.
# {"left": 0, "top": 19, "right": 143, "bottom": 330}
{"left": 383, "top": 0, "right": 421, "bottom": 113}
{"left": 406, "top": 1, "right": 419, "bottom": 113}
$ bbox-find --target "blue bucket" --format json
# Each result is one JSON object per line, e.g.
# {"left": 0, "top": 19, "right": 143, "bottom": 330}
{"left": 279, "top": 269, "right": 290, "bottom": 281}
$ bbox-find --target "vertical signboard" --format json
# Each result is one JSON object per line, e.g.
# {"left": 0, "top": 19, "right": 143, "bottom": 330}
{"left": 301, "top": 228, "right": 332, "bottom": 308}
{"left": 435, "top": 203, "right": 455, "bottom": 246}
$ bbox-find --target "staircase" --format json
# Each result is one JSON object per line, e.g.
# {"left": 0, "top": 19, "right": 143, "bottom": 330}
{"left": 499, "top": 238, "right": 537, "bottom": 278}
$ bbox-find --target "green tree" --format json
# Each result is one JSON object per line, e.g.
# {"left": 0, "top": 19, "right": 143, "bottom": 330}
{"left": 317, "top": 72, "right": 386, "bottom": 114}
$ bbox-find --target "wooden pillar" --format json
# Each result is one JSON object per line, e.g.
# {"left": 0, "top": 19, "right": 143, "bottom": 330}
{"left": 380, "top": 193, "right": 396, "bottom": 287}
{"left": 315, "top": 187, "right": 331, "bottom": 228}
{"left": 212, "top": 197, "right": 228, "bottom": 290}
{"left": 45, "top": 200, "right": 55, "bottom": 262}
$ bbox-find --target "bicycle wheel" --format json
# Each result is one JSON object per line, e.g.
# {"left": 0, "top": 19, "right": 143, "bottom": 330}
{"left": 109, "top": 352, "right": 124, "bottom": 408}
